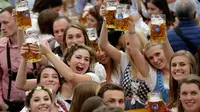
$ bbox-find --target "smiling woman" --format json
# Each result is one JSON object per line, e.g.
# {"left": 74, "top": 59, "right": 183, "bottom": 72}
{"left": 167, "top": 50, "right": 197, "bottom": 110}
{"left": 178, "top": 75, "right": 200, "bottom": 112}
{"left": 25, "top": 85, "right": 53, "bottom": 112}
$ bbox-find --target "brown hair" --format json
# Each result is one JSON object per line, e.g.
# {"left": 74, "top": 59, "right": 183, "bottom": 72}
{"left": 69, "top": 81, "right": 100, "bottom": 112}
{"left": 93, "top": 106, "right": 123, "bottom": 112}
{"left": 167, "top": 50, "right": 197, "bottom": 108}
{"left": 97, "top": 83, "right": 124, "bottom": 98}
{"left": 88, "top": 5, "right": 103, "bottom": 28}
{"left": 25, "top": 85, "right": 53, "bottom": 108}
{"left": 63, "top": 22, "right": 92, "bottom": 50}
{"left": 177, "top": 75, "right": 200, "bottom": 112}
{"left": 80, "top": 96, "right": 108, "bottom": 112}
{"left": 38, "top": 9, "right": 59, "bottom": 35}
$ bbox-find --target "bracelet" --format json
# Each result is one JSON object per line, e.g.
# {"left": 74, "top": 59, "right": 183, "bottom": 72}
{"left": 129, "top": 31, "right": 136, "bottom": 34}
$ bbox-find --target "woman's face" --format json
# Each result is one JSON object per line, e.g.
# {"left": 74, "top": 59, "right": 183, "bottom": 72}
{"left": 97, "top": 47, "right": 110, "bottom": 64}
{"left": 67, "top": 49, "right": 90, "bottom": 74}
{"left": 29, "top": 90, "right": 53, "bottom": 112}
{"left": 171, "top": 56, "right": 191, "bottom": 81}
{"left": 147, "top": 2, "right": 163, "bottom": 17}
{"left": 87, "top": 14, "right": 98, "bottom": 28}
{"left": 65, "top": 27, "right": 85, "bottom": 47}
{"left": 180, "top": 83, "right": 200, "bottom": 112}
{"left": 40, "top": 68, "right": 60, "bottom": 93}
{"left": 145, "top": 45, "right": 167, "bottom": 70}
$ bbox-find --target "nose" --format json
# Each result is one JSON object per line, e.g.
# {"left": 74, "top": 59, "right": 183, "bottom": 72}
{"left": 153, "top": 57, "right": 158, "bottom": 63}
{"left": 186, "top": 94, "right": 192, "bottom": 101}
{"left": 58, "top": 31, "right": 63, "bottom": 37}
{"left": 1, "top": 24, "right": 5, "bottom": 31}
{"left": 79, "top": 58, "right": 85, "bottom": 64}
{"left": 175, "top": 64, "right": 181, "bottom": 70}
{"left": 48, "top": 76, "right": 53, "bottom": 82}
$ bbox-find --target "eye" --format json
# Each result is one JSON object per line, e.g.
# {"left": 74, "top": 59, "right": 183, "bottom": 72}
{"left": 179, "top": 62, "right": 186, "bottom": 67}
{"left": 44, "top": 96, "right": 50, "bottom": 101}
{"left": 84, "top": 58, "right": 89, "bottom": 62}
{"left": 76, "top": 55, "right": 81, "bottom": 59}
{"left": 67, "top": 35, "right": 73, "bottom": 39}
{"left": 53, "top": 74, "right": 58, "bottom": 79}
{"left": 148, "top": 56, "right": 153, "bottom": 60}
{"left": 191, "top": 91, "right": 197, "bottom": 95}
{"left": 108, "top": 99, "right": 115, "bottom": 103}
{"left": 76, "top": 34, "right": 82, "bottom": 38}
{"left": 171, "top": 63, "right": 177, "bottom": 67}
{"left": 34, "top": 98, "right": 40, "bottom": 102}
{"left": 155, "top": 52, "right": 160, "bottom": 57}
{"left": 181, "top": 91, "right": 187, "bottom": 96}
{"left": 119, "top": 100, "right": 124, "bottom": 104}
{"left": 42, "top": 75, "right": 48, "bottom": 78}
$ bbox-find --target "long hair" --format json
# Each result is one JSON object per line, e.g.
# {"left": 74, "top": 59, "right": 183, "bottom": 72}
{"left": 69, "top": 81, "right": 100, "bottom": 112}
{"left": 167, "top": 50, "right": 197, "bottom": 108}
{"left": 147, "top": 0, "right": 174, "bottom": 26}
{"left": 178, "top": 75, "right": 200, "bottom": 112}
{"left": 62, "top": 22, "right": 92, "bottom": 51}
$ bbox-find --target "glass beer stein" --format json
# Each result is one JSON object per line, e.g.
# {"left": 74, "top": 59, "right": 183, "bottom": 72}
{"left": 105, "top": 1, "right": 118, "bottom": 29}
{"left": 16, "top": 0, "right": 32, "bottom": 29}
{"left": 86, "top": 28, "right": 99, "bottom": 53}
{"left": 150, "top": 14, "right": 166, "bottom": 43}
{"left": 115, "top": 4, "right": 130, "bottom": 31}
{"left": 147, "top": 92, "right": 165, "bottom": 112}
{"left": 25, "top": 34, "right": 41, "bottom": 62}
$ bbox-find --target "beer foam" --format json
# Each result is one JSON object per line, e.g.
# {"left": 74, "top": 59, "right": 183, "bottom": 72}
{"left": 151, "top": 18, "right": 165, "bottom": 25}
{"left": 16, "top": 7, "right": 28, "bottom": 11}
{"left": 25, "top": 37, "right": 38, "bottom": 43}
{"left": 107, "top": 7, "right": 116, "bottom": 10}
{"left": 149, "top": 96, "right": 161, "bottom": 102}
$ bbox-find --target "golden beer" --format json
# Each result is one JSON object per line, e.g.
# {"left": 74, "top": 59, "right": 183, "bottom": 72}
{"left": 115, "top": 4, "right": 130, "bottom": 31}
{"left": 25, "top": 35, "right": 41, "bottom": 62}
{"left": 80, "top": 11, "right": 87, "bottom": 25}
{"left": 16, "top": 1, "right": 31, "bottom": 29}
{"left": 27, "top": 43, "right": 41, "bottom": 62}
{"left": 150, "top": 14, "right": 166, "bottom": 43}
{"left": 106, "top": 1, "right": 118, "bottom": 29}
{"left": 147, "top": 92, "right": 165, "bottom": 112}
{"left": 148, "top": 100, "right": 165, "bottom": 112}
{"left": 115, "top": 17, "right": 129, "bottom": 31}
{"left": 106, "top": 9, "right": 116, "bottom": 28}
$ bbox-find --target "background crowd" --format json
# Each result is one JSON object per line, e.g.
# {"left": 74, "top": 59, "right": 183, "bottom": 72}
{"left": 0, "top": 0, "right": 200, "bottom": 112}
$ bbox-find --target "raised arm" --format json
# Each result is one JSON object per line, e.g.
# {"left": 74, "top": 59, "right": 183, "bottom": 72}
{"left": 128, "top": 19, "right": 149, "bottom": 78}
{"left": 163, "top": 36, "right": 174, "bottom": 63}
{"left": 99, "top": 6, "right": 122, "bottom": 63}
{"left": 40, "top": 44, "right": 97, "bottom": 84}
{"left": 15, "top": 43, "right": 37, "bottom": 91}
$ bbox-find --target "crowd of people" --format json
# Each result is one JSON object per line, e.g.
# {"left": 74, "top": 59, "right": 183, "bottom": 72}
{"left": 0, "top": 0, "right": 200, "bottom": 112}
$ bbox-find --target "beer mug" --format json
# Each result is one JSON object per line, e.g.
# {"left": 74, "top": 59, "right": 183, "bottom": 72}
{"left": 150, "top": 14, "right": 166, "bottom": 43}
{"left": 25, "top": 34, "right": 41, "bottom": 62}
{"left": 86, "top": 28, "right": 99, "bottom": 53}
{"left": 16, "top": 0, "right": 31, "bottom": 29}
{"left": 105, "top": 1, "right": 118, "bottom": 29}
{"left": 115, "top": 4, "right": 130, "bottom": 31}
{"left": 147, "top": 92, "right": 165, "bottom": 112}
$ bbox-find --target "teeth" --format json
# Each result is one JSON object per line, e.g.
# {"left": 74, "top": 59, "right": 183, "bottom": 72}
{"left": 175, "top": 72, "right": 183, "bottom": 75}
